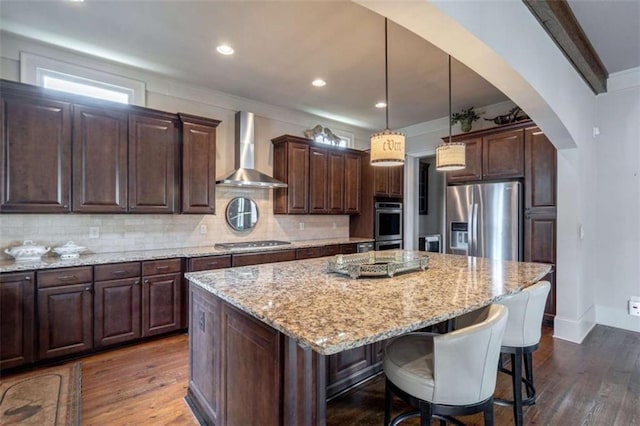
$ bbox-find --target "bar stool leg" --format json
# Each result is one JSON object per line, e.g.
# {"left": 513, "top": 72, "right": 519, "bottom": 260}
{"left": 524, "top": 352, "right": 535, "bottom": 399}
{"left": 511, "top": 350, "right": 524, "bottom": 426}
{"left": 484, "top": 399, "right": 495, "bottom": 426}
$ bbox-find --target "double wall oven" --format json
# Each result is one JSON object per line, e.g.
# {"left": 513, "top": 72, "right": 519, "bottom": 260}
{"left": 374, "top": 201, "right": 403, "bottom": 250}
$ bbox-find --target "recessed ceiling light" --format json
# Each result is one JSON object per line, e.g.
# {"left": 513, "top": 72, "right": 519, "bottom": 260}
{"left": 69, "top": 0, "right": 84, "bottom": 2}
{"left": 216, "top": 44, "right": 234, "bottom": 55}
{"left": 312, "top": 79, "right": 327, "bottom": 87}
{"left": 375, "top": 102, "right": 387, "bottom": 108}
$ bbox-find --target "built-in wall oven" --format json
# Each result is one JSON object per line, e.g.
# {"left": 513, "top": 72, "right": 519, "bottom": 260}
{"left": 375, "top": 201, "right": 403, "bottom": 250}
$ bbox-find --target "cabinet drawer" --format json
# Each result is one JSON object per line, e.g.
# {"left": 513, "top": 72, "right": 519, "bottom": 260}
{"left": 142, "top": 259, "right": 182, "bottom": 276}
{"left": 340, "top": 244, "right": 358, "bottom": 254}
{"left": 37, "top": 266, "right": 93, "bottom": 288}
{"left": 297, "top": 247, "right": 325, "bottom": 260}
{"left": 324, "top": 245, "right": 341, "bottom": 256}
{"left": 95, "top": 262, "right": 141, "bottom": 281}
{"left": 188, "top": 256, "right": 232, "bottom": 272}
{"left": 232, "top": 250, "right": 297, "bottom": 267}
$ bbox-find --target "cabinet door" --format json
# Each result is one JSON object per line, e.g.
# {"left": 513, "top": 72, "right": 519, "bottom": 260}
{"left": 142, "top": 272, "right": 181, "bottom": 337}
{"left": 482, "top": 129, "right": 524, "bottom": 179}
{"left": 129, "top": 113, "right": 178, "bottom": 213}
{"left": 72, "top": 105, "right": 128, "bottom": 212}
{"left": 446, "top": 138, "right": 482, "bottom": 183}
{"left": 525, "top": 212, "right": 556, "bottom": 321}
{"left": 189, "top": 285, "right": 222, "bottom": 424}
{"left": 328, "top": 151, "right": 345, "bottom": 213}
{"left": 0, "top": 272, "right": 35, "bottom": 369}
{"left": 273, "top": 142, "right": 309, "bottom": 214}
{"left": 373, "top": 167, "right": 389, "bottom": 196}
{"left": 327, "top": 345, "right": 371, "bottom": 397}
{"left": 38, "top": 283, "right": 93, "bottom": 359}
{"left": 94, "top": 277, "right": 142, "bottom": 347}
{"left": 309, "top": 147, "right": 329, "bottom": 213}
{"left": 1, "top": 94, "right": 71, "bottom": 212}
{"left": 181, "top": 119, "right": 218, "bottom": 214}
{"left": 388, "top": 166, "right": 404, "bottom": 198}
{"left": 525, "top": 127, "right": 557, "bottom": 209}
{"left": 344, "top": 153, "right": 361, "bottom": 214}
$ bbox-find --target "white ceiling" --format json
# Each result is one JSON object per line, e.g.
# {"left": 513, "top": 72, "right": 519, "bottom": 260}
{"left": 1, "top": 1, "right": 637, "bottom": 131}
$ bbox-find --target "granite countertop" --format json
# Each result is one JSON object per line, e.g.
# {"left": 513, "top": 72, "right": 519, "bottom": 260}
{"left": 185, "top": 252, "right": 552, "bottom": 355}
{"left": 0, "top": 237, "right": 373, "bottom": 273}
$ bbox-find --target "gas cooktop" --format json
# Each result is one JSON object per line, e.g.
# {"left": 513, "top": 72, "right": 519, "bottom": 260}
{"left": 214, "top": 240, "right": 291, "bottom": 250}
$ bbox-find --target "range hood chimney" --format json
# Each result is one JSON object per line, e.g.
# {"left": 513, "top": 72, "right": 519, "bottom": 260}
{"left": 216, "top": 111, "right": 287, "bottom": 188}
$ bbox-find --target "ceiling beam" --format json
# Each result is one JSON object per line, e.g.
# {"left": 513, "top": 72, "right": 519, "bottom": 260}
{"left": 523, "top": 0, "right": 608, "bottom": 94}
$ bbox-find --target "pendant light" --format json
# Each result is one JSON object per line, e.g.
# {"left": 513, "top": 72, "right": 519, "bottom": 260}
{"left": 370, "top": 18, "right": 405, "bottom": 167}
{"left": 436, "top": 55, "right": 466, "bottom": 171}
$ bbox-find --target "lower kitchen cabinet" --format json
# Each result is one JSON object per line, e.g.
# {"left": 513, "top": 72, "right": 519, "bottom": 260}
{"left": 142, "top": 259, "right": 182, "bottom": 337}
{"left": 0, "top": 272, "right": 35, "bottom": 369}
{"left": 326, "top": 341, "right": 384, "bottom": 398}
{"left": 37, "top": 266, "right": 94, "bottom": 360}
{"left": 94, "top": 262, "right": 142, "bottom": 348}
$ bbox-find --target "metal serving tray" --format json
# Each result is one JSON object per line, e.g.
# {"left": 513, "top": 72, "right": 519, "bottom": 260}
{"left": 327, "top": 250, "right": 429, "bottom": 279}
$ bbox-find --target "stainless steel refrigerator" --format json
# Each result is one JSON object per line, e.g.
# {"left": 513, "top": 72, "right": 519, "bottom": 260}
{"left": 446, "top": 182, "right": 522, "bottom": 261}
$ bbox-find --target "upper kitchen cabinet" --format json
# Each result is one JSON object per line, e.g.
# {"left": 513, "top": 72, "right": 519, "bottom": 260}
{"left": 128, "top": 111, "right": 179, "bottom": 213}
{"left": 272, "top": 135, "right": 309, "bottom": 214}
{"left": 0, "top": 82, "right": 72, "bottom": 212}
{"left": 72, "top": 104, "right": 128, "bottom": 213}
{"left": 445, "top": 121, "right": 529, "bottom": 185}
{"left": 374, "top": 165, "right": 404, "bottom": 198}
{"left": 179, "top": 114, "right": 220, "bottom": 214}
{"left": 272, "top": 135, "right": 362, "bottom": 215}
{"left": 525, "top": 127, "right": 557, "bottom": 209}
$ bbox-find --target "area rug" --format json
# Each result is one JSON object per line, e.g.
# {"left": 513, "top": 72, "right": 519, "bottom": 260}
{"left": 0, "top": 362, "right": 82, "bottom": 425}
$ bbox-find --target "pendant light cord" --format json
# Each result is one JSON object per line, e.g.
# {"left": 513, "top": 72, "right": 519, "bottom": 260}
{"left": 448, "top": 55, "right": 452, "bottom": 144}
{"left": 384, "top": 18, "right": 389, "bottom": 130}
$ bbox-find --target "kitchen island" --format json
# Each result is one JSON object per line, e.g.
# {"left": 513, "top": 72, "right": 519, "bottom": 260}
{"left": 184, "top": 251, "right": 551, "bottom": 426}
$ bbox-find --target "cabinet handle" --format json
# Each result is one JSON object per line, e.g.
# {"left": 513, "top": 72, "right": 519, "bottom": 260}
{"left": 134, "top": 280, "right": 140, "bottom": 285}
{"left": 63, "top": 205, "right": 69, "bottom": 208}
{"left": 84, "top": 286, "right": 91, "bottom": 292}
{"left": 144, "top": 279, "right": 149, "bottom": 284}
{"left": 112, "top": 270, "right": 128, "bottom": 275}
{"left": 207, "top": 262, "right": 219, "bottom": 266}
{"left": 24, "top": 276, "right": 31, "bottom": 280}
{"left": 155, "top": 266, "right": 169, "bottom": 270}
{"left": 57, "top": 275, "right": 77, "bottom": 281}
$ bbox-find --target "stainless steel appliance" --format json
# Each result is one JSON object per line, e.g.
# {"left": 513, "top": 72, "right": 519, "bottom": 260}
{"left": 375, "top": 201, "right": 403, "bottom": 250}
{"left": 446, "top": 182, "right": 521, "bottom": 261}
{"left": 357, "top": 242, "right": 374, "bottom": 253}
{"left": 419, "top": 234, "right": 441, "bottom": 253}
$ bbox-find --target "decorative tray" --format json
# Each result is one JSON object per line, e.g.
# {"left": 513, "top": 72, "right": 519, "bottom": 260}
{"left": 327, "top": 250, "right": 429, "bottom": 279}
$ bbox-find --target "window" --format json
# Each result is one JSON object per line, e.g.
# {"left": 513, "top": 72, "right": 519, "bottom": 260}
{"left": 20, "top": 52, "right": 145, "bottom": 105}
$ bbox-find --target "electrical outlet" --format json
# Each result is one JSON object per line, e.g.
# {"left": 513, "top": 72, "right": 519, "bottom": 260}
{"left": 200, "top": 224, "right": 207, "bottom": 234}
{"left": 629, "top": 297, "right": 640, "bottom": 317}
{"left": 299, "top": 222, "right": 305, "bottom": 231}
{"left": 89, "top": 226, "right": 100, "bottom": 238}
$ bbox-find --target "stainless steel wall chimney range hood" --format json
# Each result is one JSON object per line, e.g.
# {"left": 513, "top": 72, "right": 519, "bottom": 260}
{"left": 216, "top": 111, "right": 287, "bottom": 188}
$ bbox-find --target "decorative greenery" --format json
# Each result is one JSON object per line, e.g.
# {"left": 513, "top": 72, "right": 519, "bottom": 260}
{"left": 450, "top": 107, "right": 482, "bottom": 126}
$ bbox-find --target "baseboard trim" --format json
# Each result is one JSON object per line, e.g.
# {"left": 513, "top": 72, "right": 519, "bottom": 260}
{"left": 553, "top": 305, "right": 596, "bottom": 343}
{"left": 595, "top": 305, "right": 640, "bottom": 333}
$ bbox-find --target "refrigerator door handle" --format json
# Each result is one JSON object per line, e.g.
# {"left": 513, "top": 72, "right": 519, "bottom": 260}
{"left": 472, "top": 203, "right": 479, "bottom": 256}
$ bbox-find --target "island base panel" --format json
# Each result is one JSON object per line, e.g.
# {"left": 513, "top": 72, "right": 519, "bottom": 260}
{"left": 188, "top": 283, "right": 326, "bottom": 425}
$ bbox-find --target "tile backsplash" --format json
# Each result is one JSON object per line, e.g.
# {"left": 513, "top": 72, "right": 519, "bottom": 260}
{"left": 0, "top": 188, "right": 349, "bottom": 259}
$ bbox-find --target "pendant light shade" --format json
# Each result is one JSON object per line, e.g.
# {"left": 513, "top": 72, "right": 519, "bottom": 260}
{"left": 370, "top": 18, "right": 405, "bottom": 167}
{"left": 436, "top": 55, "right": 466, "bottom": 172}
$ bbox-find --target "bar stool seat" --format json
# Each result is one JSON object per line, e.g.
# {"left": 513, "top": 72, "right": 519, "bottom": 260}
{"left": 383, "top": 304, "right": 508, "bottom": 426}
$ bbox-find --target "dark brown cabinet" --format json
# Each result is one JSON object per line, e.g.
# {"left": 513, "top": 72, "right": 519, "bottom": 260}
{"left": 1, "top": 86, "right": 72, "bottom": 212}
{"left": 128, "top": 112, "right": 178, "bottom": 213}
{"left": 273, "top": 136, "right": 310, "bottom": 214}
{"left": 94, "top": 262, "right": 142, "bottom": 347}
{"left": 326, "top": 341, "right": 384, "bottom": 398}
{"left": 72, "top": 104, "right": 128, "bottom": 212}
{"left": 328, "top": 151, "right": 345, "bottom": 213}
{"left": 309, "top": 147, "right": 329, "bottom": 213}
{"left": 446, "top": 137, "right": 482, "bottom": 183}
{"left": 482, "top": 129, "right": 524, "bottom": 179}
{"left": 0, "top": 272, "right": 35, "bottom": 369}
{"left": 344, "top": 153, "right": 361, "bottom": 214}
{"left": 232, "top": 250, "right": 297, "bottom": 267}
{"left": 37, "top": 267, "right": 94, "bottom": 360}
{"left": 374, "top": 166, "right": 404, "bottom": 198}
{"left": 524, "top": 127, "right": 557, "bottom": 324}
{"left": 142, "top": 259, "right": 182, "bottom": 337}
{"left": 272, "top": 135, "right": 362, "bottom": 215}
{"left": 179, "top": 114, "right": 220, "bottom": 214}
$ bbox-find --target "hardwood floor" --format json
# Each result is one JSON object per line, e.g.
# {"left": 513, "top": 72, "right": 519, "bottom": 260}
{"left": 2, "top": 325, "right": 637, "bottom": 425}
